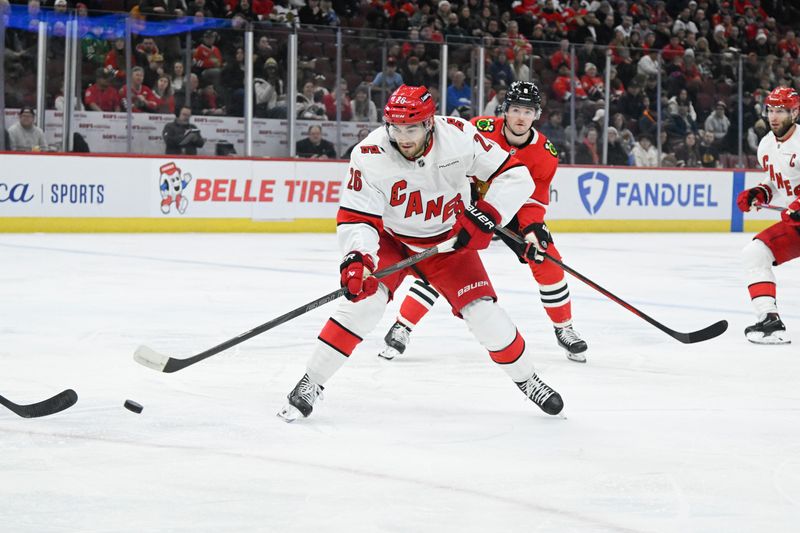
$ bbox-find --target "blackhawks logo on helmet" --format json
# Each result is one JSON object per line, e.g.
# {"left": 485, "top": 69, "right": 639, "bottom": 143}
{"left": 544, "top": 139, "right": 558, "bottom": 157}
{"left": 475, "top": 118, "right": 495, "bottom": 132}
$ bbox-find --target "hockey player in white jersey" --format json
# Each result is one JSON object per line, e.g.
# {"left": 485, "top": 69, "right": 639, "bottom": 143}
{"left": 277, "top": 85, "right": 564, "bottom": 421}
{"left": 736, "top": 86, "right": 800, "bottom": 344}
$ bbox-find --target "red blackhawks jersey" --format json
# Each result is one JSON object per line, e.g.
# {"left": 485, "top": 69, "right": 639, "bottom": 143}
{"left": 471, "top": 116, "right": 559, "bottom": 224}
{"left": 337, "top": 115, "right": 535, "bottom": 266}
{"left": 756, "top": 126, "right": 800, "bottom": 204}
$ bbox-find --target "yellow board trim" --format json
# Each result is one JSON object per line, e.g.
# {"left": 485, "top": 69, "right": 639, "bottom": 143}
{"left": 0, "top": 218, "right": 732, "bottom": 233}
{"left": 0, "top": 218, "right": 337, "bottom": 233}
{"left": 743, "top": 220, "right": 778, "bottom": 233}
{"left": 547, "top": 220, "right": 730, "bottom": 232}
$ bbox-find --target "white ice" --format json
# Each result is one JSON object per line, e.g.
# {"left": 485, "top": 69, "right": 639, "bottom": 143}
{"left": 0, "top": 232, "right": 798, "bottom": 533}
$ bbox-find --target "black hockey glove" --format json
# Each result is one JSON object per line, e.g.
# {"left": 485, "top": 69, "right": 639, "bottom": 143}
{"left": 521, "top": 223, "right": 553, "bottom": 264}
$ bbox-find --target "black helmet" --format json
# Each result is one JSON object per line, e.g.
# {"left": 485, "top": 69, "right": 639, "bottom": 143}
{"left": 502, "top": 81, "right": 542, "bottom": 112}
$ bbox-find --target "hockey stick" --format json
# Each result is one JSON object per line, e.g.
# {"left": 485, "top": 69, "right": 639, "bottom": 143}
{"left": 495, "top": 226, "right": 728, "bottom": 344}
{"left": 135, "top": 237, "right": 458, "bottom": 373}
{"left": 0, "top": 389, "right": 78, "bottom": 418}
{"left": 754, "top": 203, "right": 788, "bottom": 213}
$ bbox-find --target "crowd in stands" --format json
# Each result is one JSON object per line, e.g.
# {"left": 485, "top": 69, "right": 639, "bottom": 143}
{"left": 2, "top": 0, "right": 800, "bottom": 166}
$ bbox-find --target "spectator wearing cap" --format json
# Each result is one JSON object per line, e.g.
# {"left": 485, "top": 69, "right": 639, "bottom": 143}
{"left": 193, "top": 30, "right": 223, "bottom": 74}
{"left": 163, "top": 106, "right": 205, "bottom": 155}
{"left": 704, "top": 101, "right": 730, "bottom": 141}
{"left": 296, "top": 124, "right": 336, "bottom": 159}
{"left": 606, "top": 127, "right": 630, "bottom": 166}
{"left": 8, "top": 108, "right": 47, "bottom": 152}
{"left": 350, "top": 85, "right": 377, "bottom": 122}
{"left": 261, "top": 57, "right": 285, "bottom": 101}
{"left": 551, "top": 62, "right": 587, "bottom": 102}
{"left": 580, "top": 62, "right": 604, "bottom": 101}
{"left": 84, "top": 67, "right": 121, "bottom": 112}
{"left": 371, "top": 57, "right": 404, "bottom": 95}
{"left": 445, "top": 70, "right": 471, "bottom": 115}
{"left": 120, "top": 66, "right": 159, "bottom": 113}
{"left": 144, "top": 52, "right": 166, "bottom": 89}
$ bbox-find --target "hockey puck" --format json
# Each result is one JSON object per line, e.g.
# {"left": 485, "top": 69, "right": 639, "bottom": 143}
{"left": 123, "top": 400, "right": 143, "bottom": 414}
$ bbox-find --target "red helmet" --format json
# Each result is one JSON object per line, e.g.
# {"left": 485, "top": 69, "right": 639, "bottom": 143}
{"left": 383, "top": 85, "right": 436, "bottom": 124}
{"left": 765, "top": 87, "right": 800, "bottom": 111}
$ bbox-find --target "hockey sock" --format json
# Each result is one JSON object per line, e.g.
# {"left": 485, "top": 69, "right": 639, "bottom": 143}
{"left": 538, "top": 278, "right": 572, "bottom": 327}
{"left": 397, "top": 280, "right": 440, "bottom": 329}
{"left": 742, "top": 239, "right": 779, "bottom": 319}
{"left": 307, "top": 286, "right": 389, "bottom": 384}
{"left": 461, "top": 297, "right": 535, "bottom": 382}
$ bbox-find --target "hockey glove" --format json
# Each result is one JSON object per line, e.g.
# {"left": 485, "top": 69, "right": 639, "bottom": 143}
{"left": 522, "top": 222, "right": 553, "bottom": 264}
{"left": 340, "top": 251, "right": 379, "bottom": 302}
{"left": 450, "top": 200, "right": 501, "bottom": 251}
{"left": 781, "top": 199, "right": 800, "bottom": 227}
{"left": 736, "top": 185, "right": 771, "bottom": 212}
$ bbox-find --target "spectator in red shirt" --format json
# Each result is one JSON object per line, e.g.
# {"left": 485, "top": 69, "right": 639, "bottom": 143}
{"left": 153, "top": 75, "right": 175, "bottom": 114}
{"left": 549, "top": 39, "right": 573, "bottom": 72}
{"left": 323, "top": 79, "right": 352, "bottom": 121}
{"left": 104, "top": 38, "right": 134, "bottom": 81}
{"left": 84, "top": 68, "right": 121, "bottom": 112}
{"left": 662, "top": 35, "right": 685, "bottom": 62}
{"left": 552, "top": 62, "right": 587, "bottom": 102}
{"left": 778, "top": 30, "right": 800, "bottom": 57}
{"left": 120, "top": 66, "right": 159, "bottom": 113}
{"left": 580, "top": 62, "right": 604, "bottom": 101}
{"left": 193, "top": 30, "right": 223, "bottom": 73}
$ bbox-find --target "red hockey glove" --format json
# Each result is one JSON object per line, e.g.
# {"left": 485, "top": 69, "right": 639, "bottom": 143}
{"left": 340, "top": 251, "right": 378, "bottom": 302}
{"left": 450, "top": 200, "right": 501, "bottom": 251}
{"left": 736, "top": 185, "right": 771, "bottom": 212}
{"left": 781, "top": 199, "right": 800, "bottom": 226}
{"left": 522, "top": 222, "right": 553, "bottom": 264}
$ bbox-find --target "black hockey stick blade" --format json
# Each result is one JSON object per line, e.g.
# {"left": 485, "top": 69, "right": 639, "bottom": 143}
{"left": 135, "top": 237, "right": 458, "bottom": 373}
{"left": 494, "top": 226, "right": 728, "bottom": 344}
{"left": 0, "top": 389, "right": 78, "bottom": 418}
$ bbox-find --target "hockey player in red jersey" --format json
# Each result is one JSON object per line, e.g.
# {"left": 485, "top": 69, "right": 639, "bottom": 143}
{"left": 277, "top": 85, "right": 564, "bottom": 421}
{"left": 737, "top": 86, "right": 800, "bottom": 344}
{"left": 379, "top": 81, "right": 589, "bottom": 363}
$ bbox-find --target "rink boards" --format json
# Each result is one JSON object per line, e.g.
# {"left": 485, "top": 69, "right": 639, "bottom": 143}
{"left": 0, "top": 152, "right": 779, "bottom": 233}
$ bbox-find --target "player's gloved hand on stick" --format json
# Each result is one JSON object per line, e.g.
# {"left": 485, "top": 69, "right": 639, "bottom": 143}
{"left": 781, "top": 199, "right": 800, "bottom": 226}
{"left": 736, "top": 185, "right": 771, "bottom": 212}
{"left": 522, "top": 222, "right": 553, "bottom": 264}
{"left": 450, "top": 200, "right": 501, "bottom": 251}
{"left": 340, "top": 251, "right": 378, "bottom": 302}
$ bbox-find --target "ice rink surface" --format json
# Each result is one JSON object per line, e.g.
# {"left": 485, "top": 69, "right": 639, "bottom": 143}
{"left": 1, "top": 232, "right": 798, "bottom": 533}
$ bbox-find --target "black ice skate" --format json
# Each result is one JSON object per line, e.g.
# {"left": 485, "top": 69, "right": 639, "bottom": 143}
{"left": 517, "top": 373, "right": 564, "bottom": 415}
{"left": 744, "top": 313, "right": 791, "bottom": 345}
{"left": 554, "top": 325, "right": 588, "bottom": 363}
{"left": 277, "top": 374, "right": 324, "bottom": 422}
{"left": 378, "top": 321, "right": 411, "bottom": 360}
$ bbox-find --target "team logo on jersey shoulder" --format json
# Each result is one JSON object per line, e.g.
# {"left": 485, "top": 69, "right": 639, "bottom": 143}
{"left": 544, "top": 139, "right": 558, "bottom": 157}
{"left": 475, "top": 118, "right": 495, "bottom": 132}
{"left": 360, "top": 145, "right": 383, "bottom": 154}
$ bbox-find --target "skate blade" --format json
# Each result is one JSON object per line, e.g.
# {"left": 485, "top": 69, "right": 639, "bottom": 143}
{"left": 746, "top": 331, "right": 791, "bottom": 345}
{"left": 276, "top": 404, "right": 304, "bottom": 423}
{"left": 566, "top": 350, "right": 587, "bottom": 363}
{"left": 378, "top": 346, "right": 399, "bottom": 360}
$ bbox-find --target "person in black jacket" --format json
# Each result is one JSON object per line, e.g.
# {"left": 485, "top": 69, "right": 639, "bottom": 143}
{"left": 296, "top": 124, "right": 337, "bottom": 159}
{"left": 162, "top": 106, "right": 205, "bottom": 155}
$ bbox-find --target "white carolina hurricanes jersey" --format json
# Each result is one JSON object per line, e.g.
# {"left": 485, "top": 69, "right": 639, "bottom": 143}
{"left": 336, "top": 115, "right": 535, "bottom": 265}
{"left": 756, "top": 126, "right": 800, "bottom": 204}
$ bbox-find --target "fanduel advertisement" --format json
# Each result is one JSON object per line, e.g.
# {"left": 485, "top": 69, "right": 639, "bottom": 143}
{"left": 551, "top": 168, "right": 732, "bottom": 220}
